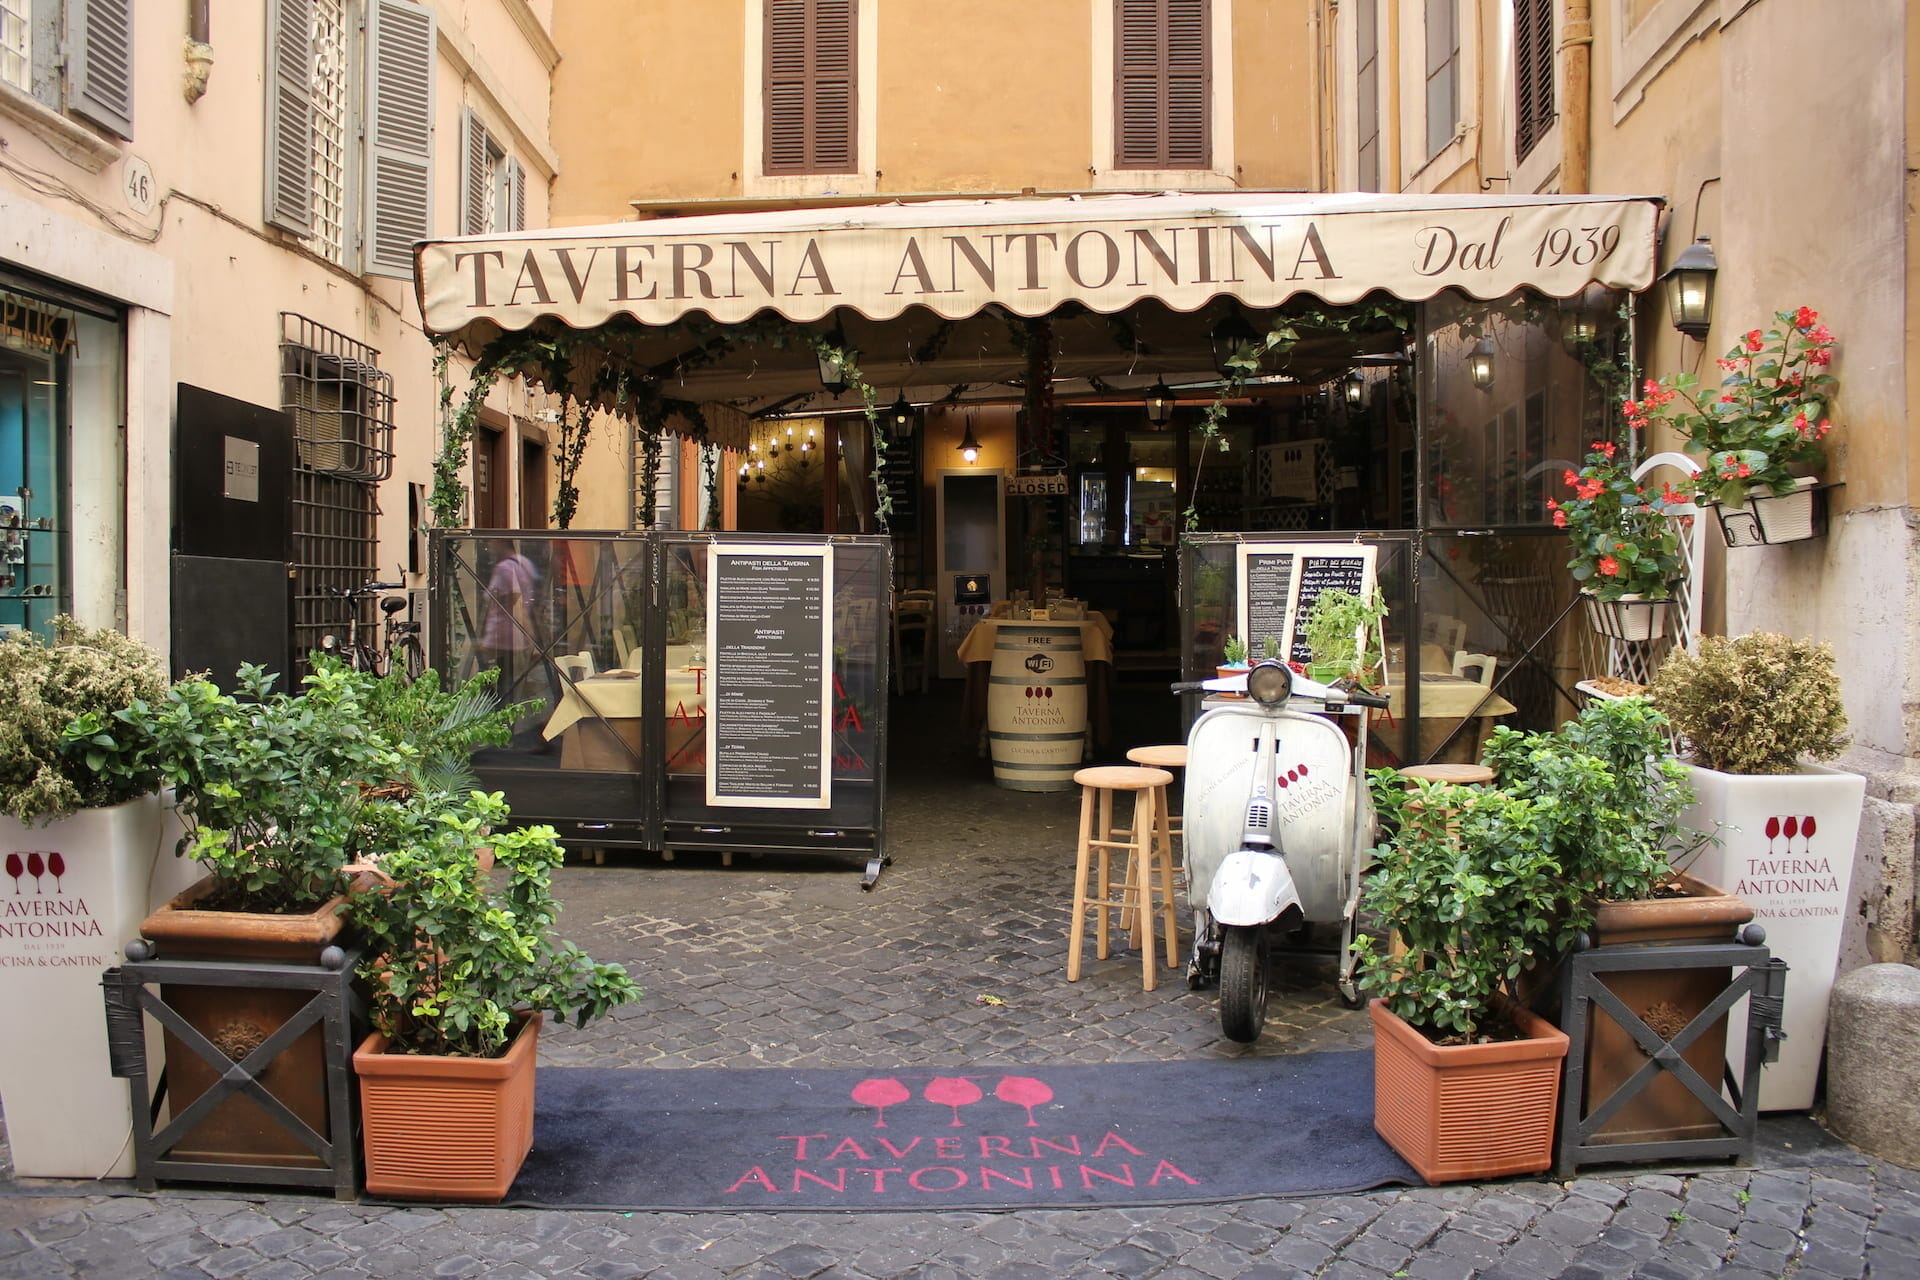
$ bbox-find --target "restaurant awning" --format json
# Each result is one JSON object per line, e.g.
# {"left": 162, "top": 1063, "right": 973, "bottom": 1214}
{"left": 414, "top": 191, "right": 1662, "bottom": 422}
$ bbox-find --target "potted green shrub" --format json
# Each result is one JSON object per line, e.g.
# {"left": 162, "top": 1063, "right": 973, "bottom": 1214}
{"left": 345, "top": 786, "right": 639, "bottom": 1201}
{"left": 1353, "top": 773, "right": 1570, "bottom": 1184}
{"left": 1303, "top": 587, "right": 1386, "bottom": 685}
{"left": 0, "top": 618, "right": 185, "bottom": 1179}
{"left": 1481, "top": 697, "right": 1752, "bottom": 1148}
{"left": 1650, "top": 632, "right": 1862, "bottom": 1109}
{"left": 66, "top": 657, "right": 523, "bottom": 1173}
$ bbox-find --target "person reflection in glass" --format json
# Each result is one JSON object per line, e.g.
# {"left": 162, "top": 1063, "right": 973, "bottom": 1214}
{"left": 480, "top": 537, "right": 541, "bottom": 706}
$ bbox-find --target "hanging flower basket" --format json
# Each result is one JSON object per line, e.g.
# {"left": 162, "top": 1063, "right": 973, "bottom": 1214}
{"left": 1583, "top": 593, "right": 1671, "bottom": 643}
{"left": 1708, "top": 479, "right": 1838, "bottom": 548}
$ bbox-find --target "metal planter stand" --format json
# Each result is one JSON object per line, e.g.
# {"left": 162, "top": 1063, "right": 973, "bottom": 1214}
{"left": 1555, "top": 925, "right": 1788, "bottom": 1177}
{"left": 101, "top": 943, "right": 365, "bottom": 1199}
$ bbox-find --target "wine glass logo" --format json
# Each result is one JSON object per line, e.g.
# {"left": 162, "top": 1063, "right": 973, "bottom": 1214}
{"left": 1764, "top": 815, "right": 1781, "bottom": 853}
{"left": 850, "top": 1077, "right": 910, "bottom": 1128}
{"left": 1782, "top": 817, "right": 1800, "bottom": 856}
{"left": 992, "top": 1075, "right": 1054, "bottom": 1127}
{"left": 5, "top": 852, "right": 21, "bottom": 895}
{"left": 1800, "top": 814, "right": 1817, "bottom": 853}
{"left": 24, "top": 852, "right": 44, "bottom": 893}
{"left": 923, "top": 1076, "right": 983, "bottom": 1127}
{"left": 46, "top": 851, "right": 64, "bottom": 892}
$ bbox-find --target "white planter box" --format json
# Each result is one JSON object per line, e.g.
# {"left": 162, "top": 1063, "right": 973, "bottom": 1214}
{"left": 0, "top": 794, "right": 177, "bottom": 1178}
{"left": 1682, "top": 762, "right": 1865, "bottom": 1111}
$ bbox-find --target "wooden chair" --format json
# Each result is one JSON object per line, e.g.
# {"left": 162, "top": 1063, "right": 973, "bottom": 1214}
{"left": 891, "top": 590, "right": 933, "bottom": 694}
{"left": 1451, "top": 651, "right": 1498, "bottom": 686}
{"left": 554, "top": 651, "right": 595, "bottom": 682}
{"left": 1422, "top": 613, "right": 1468, "bottom": 654}
{"left": 613, "top": 625, "right": 636, "bottom": 668}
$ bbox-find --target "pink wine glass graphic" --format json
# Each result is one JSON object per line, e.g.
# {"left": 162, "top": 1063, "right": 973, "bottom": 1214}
{"left": 851, "top": 1077, "right": 911, "bottom": 1128}
{"left": 25, "top": 852, "right": 43, "bottom": 893}
{"left": 47, "top": 851, "right": 64, "bottom": 892}
{"left": 924, "top": 1076, "right": 983, "bottom": 1126}
{"left": 1782, "top": 817, "right": 1800, "bottom": 856}
{"left": 5, "top": 853, "right": 21, "bottom": 894}
{"left": 1764, "top": 815, "right": 1781, "bottom": 854}
{"left": 1800, "top": 815, "right": 1817, "bottom": 854}
{"left": 993, "top": 1076, "right": 1054, "bottom": 1127}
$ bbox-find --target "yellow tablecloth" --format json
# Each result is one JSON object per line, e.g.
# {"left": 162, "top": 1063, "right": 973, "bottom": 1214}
{"left": 542, "top": 659, "right": 709, "bottom": 740}
{"left": 955, "top": 616, "right": 1115, "bottom": 666}
{"left": 1381, "top": 672, "right": 1518, "bottom": 721}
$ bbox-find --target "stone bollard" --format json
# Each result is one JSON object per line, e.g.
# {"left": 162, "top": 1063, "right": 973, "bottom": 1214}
{"left": 1826, "top": 963, "right": 1920, "bottom": 1168}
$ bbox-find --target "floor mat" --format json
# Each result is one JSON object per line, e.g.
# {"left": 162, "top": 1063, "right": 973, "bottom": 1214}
{"left": 502, "top": 1050, "right": 1419, "bottom": 1212}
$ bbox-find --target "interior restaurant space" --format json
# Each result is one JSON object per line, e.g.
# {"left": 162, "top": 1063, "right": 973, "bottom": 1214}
{"left": 415, "top": 193, "right": 1666, "bottom": 876}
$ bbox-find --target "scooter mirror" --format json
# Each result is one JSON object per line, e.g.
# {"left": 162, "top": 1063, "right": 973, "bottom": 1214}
{"left": 1246, "top": 659, "right": 1292, "bottom": 706}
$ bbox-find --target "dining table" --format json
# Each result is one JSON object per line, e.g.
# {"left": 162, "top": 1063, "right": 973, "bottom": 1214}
{"left": 542, "top": 645, "right": 709, "bottom": 770}
{"left": 1373, "top": 670, "right": 1519, "bottom": 765}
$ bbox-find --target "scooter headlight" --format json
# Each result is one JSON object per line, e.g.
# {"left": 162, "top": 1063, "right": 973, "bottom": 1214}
{"left": 1246, "top": 659, "right": 1292, "bottom": 706}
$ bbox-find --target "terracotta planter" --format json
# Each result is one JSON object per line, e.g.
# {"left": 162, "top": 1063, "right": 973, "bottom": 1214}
{"left": 138, "top": 878, "right": 352, "bottom": 1170}
{"left": 1371, "top": 999, "right": 1568, "bottom": 1185}
{"left": 355, "top": 1012, "right": 542, "bottom": 1201}
{"left": 1577, "top": 874, "right": 1755, "bottom": 1145}
{"left": 1213, "top": 664, "right": 1248, "bottom": 698}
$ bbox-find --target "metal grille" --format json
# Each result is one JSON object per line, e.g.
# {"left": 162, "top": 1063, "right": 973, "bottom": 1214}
{"left": 309, "top": 0, "right": 350, "bottom": 266}
{"left": 282, "top": 314, "right": 388, "bottom": 676}
{"left": 280, "top": 313, "right": 395, "bottom": 482}
{"left": 0, "top": 1, "right": 28, "bottom": 91}
{"left": 632, "top": 429, "right": 681, "bottom": 529}
{"left": 290, "top": 465, "right": 379, "bottom": 676}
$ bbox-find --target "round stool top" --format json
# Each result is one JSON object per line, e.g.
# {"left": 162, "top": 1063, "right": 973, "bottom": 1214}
{"left": 1074, "top": 765, "right": 1174, "bottom": 791}
{"left": 1126, "top": 744, "right": 1189, "bottom": 769}
{"left": 1397, "top": 763, "right": 1496, "bottom": 786}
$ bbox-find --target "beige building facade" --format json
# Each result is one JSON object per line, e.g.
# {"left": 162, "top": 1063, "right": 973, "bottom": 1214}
{"left": 0, "top": 0, "right": 561, "bottom": 665}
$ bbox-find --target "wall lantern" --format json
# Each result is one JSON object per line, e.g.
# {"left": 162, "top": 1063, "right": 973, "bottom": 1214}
{"left": 816, "top": 328, "right": 849, "bottom": 394}
{"left": 1144, "top": 381, "right": 1174, "bottom": 426}
{"left": 957, "top": 419, "right": 982, "bottom": 464}
{"left": 1663, "top": 235, "right": 1718, "bottom": 339}
{"left": 1468, "top": 336, "right": 1496, "bottom": 390}
{"left": 1342, "top": 371, "right": 1366, "bottom": 407}
{"left": 890, "top": 393, "right": 916, "bottom": 435}
{"left": 1210, "top": 313, "right": 1259, "bottom": 376}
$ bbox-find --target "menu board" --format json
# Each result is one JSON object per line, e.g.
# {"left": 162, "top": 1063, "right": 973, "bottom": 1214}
{"left": 706, "top": 544, "right": 834, "bottom": 808}
{"left": 1235, "top": 542, "right": 1377, "bottom": 669}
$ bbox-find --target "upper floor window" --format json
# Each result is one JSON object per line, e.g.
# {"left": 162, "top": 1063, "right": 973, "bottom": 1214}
{"left": 266, "top": 0, "right": 435, "bottom": 278}
{"left": 461, "top": 109, "right": 526, "bottom": 235}
{"left": 1513, "top": 0, "right": 1555, "bottom": 162}
{"left": 1114, "top": 0, "right": 1210, "bottom": 169}
{"left": 0, "top": 0, "right": 134, "bottom": 140}
{"left": 1355, "top": 0, "right": 1380, "bottom": 191}
{"left": 1424, "top": 0, "right": 1459, "bottom": 159}
{"left": 764, "top": 0, "right": 856, "bottom": 175}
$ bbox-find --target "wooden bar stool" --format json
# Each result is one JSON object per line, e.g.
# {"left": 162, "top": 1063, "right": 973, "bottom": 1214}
{"left": 1395, "top": 763, "right": 1494, "bottom": 786}
{"left": 1124, "top": 744, "right": 1189, "bottom": 918}
{"left": 1066, "top": 765, "right": 1179, "bottom": 991}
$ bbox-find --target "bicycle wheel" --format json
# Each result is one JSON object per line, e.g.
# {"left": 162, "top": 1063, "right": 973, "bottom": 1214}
{"left": 394, "top": 635, "right": 425, "bottom": 681}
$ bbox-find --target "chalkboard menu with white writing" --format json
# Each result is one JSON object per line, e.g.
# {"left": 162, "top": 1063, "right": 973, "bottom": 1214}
{"left": 1288, "top": 554, "right": 1369, "bottom": 665}
{"left": 707, "top": 545, "right": 834, "bottom": 808}
{"left": 1235, "top": 542, "right": 1377, "bottom": 671}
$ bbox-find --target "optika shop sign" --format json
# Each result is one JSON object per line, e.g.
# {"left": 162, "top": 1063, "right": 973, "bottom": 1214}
{"left": 723, "top": 1073, "right": 1198, "bottom": 1202}
{"left": 419, "top": 197, "right": 1661, "bottom": 334}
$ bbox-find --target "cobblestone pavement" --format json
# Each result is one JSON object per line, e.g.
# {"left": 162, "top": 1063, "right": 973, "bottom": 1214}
{"left": 3, "top": 680, "right": 1917, "bottom": 1278}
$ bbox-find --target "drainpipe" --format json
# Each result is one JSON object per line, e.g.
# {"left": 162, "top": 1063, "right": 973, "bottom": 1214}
{"left": 1310, "top": 0, "right": 1330, "bottom": 191}
{"left": 1561, "top": 0, "right": 1593, "bottom": 193}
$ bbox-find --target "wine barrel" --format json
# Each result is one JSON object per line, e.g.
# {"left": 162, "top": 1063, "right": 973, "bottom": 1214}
{"left": 986, "top": 622, "right": 1088, "bottom": 791}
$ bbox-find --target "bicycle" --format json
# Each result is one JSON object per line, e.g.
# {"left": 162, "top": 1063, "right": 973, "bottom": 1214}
{"left": 318, "top": 579, "right": 424, "bottom": 679}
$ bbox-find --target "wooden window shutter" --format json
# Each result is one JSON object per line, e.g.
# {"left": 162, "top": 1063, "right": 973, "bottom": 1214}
{"left": 1115, "top": 0, "right": 1210, "bottom": 170}
{"left": 67, "top": 0, "right": 134, "bottom": 140}
{"left": 460, "top": 108, "right": 490, "bottom": 235}
{"left": 1513, "top": 0, "right": 1555, "bottom": 162}
{"left": 765, "top": 0, "right": 856, "bottom": 175}
{"left": 507, "top": 158, "right": 527, "bottom": 232}
{"left": 264, "top": 0, "right": 315, "bottom": 237}
{"left": 364, "top": 0, "right": 436, "bottom": 278}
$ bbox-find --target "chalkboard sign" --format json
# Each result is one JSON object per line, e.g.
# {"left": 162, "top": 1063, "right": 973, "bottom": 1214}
{"left": 706, "top": 544, "right": 834, "bottom": 808}
{"left": 1234, "top": 542, "right": 1377, "bottom": 672}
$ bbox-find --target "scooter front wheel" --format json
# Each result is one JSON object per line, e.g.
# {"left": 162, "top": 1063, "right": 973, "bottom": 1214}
{"left": 1218, "top": 925, "right": 1269, "bottom": 1043}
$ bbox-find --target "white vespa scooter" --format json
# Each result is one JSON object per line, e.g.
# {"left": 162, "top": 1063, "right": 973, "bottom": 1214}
{"left": 1172, "top": 659, "right": 1388, "bottom": 1042}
